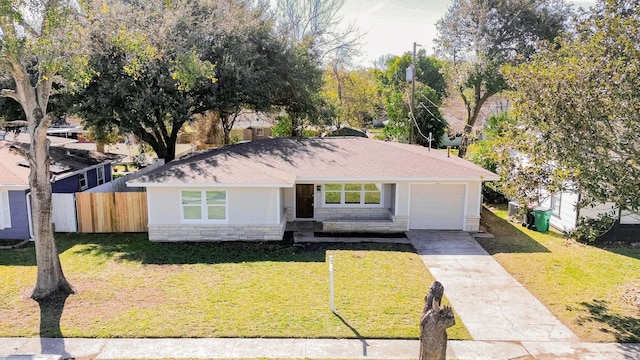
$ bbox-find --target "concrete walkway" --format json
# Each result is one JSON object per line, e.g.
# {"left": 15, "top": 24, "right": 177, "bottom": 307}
{"left": 1, "top": 337, "right": 640, "bottom": 359}
{"left": 407, "top": 230, "right": 578, "bottom": 342}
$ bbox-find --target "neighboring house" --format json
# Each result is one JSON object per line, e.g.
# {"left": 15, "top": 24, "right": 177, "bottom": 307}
{"left": 536, "top": 190, "right": 640, "bottom": 237}
{"left": 229, "top": 111, "right": 274, "bottom": 142}
{"left": 128, "top": 137, "right": 499, "bottom": 242}
{"left": 506, "top": 149, "right": 639, "bottom": 239}
{"left": 64, "top": 141, "right": 197, "bottom": 167}
{"left": 0, "top": 140, "right": 122, "bottom": 240}
{"left": 182, "top": 111, "right": 275, "bottom": 146}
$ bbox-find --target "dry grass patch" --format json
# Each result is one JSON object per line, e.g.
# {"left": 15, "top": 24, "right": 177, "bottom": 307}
{"left": 0, "top": 233, "right": 469, "bottom": 340}
{"left": 480, "top": 205, "right": 640, "bottom": 342}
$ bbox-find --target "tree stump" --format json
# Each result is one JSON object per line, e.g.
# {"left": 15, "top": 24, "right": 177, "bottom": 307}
{"left": 419, "top": 281, "right": 455, "bottom": 360}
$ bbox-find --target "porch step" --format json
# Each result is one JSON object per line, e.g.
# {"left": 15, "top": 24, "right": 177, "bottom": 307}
{"left": 292, "top": 231, "right": 410, "bottom": 244}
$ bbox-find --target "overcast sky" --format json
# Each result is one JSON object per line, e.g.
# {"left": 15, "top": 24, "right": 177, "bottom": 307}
{"left": 338, "top": 0, "right": 598, "bottom": 67}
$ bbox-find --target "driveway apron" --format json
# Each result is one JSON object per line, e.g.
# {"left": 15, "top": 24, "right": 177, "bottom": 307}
{"left": 407, "top": 230, "right": 579, "bottom": 342}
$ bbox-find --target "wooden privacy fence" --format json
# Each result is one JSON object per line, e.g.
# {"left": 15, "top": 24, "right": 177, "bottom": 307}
{"left": 77, "top": 192, "right": 147, "bottom": 233}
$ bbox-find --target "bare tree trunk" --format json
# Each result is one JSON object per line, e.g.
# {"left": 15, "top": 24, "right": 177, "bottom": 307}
{"left": 221, "top": 112, "right": 239, "bottom": 145}
{"left": 29, "top": 115, "right": 74, "bottom": 299}
{"left": 458, "top": 126, "right": 473, "bottom": 158}
{"left": 457, "top": 83, "right": 493, "bottom": 158}
{"left": 419, "top": 281, "right": 455, "bottom": 360}
{"left": 5, "top": 63, "right": 73, "bottom": 300}
{"left": 291, "top": 112, "right": 301, "bottom": 137}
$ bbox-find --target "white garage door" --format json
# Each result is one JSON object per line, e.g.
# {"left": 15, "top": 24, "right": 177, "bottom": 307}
{"left": 410, "top": 184, "right": 465, "bottom": 230}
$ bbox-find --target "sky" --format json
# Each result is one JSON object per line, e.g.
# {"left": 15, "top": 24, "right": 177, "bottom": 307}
{"left": 337, "top": 0, "right": 599, "bottom": 67}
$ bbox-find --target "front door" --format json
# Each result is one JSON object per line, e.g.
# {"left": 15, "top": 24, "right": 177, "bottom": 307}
{"left": 296, "top": 184, "right": 315, "bottom": 219}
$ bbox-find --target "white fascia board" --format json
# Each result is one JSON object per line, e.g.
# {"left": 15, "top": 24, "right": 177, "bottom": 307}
{"left": 128, "top": 182, "right": 294, "bottom": 188}
{"left": 51, "top": 161, "right": 113, "bottom": 181}
{"left": 296, "top": 176, "right": 498, "bottom": 183}
{"left": 0, "top": 184, "right": 29, "bottom": 190}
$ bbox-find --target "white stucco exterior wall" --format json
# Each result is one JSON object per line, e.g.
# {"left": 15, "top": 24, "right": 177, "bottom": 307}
{"left": 146, "top": 187, "right": 181, "bottom": 225}
{"left": 229, "top": 188, "right": 280, "bottom": 224}
{"left": 394, "top": 182, "right": 411, "bottom": 218}
{"left": 466, "top": 182, "right": 482, "bottom": 217}
{"left": 146, "top": 186, "right": 281, "bottom": 225}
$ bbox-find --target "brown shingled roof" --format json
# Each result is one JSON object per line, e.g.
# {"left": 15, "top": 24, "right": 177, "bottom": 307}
{"left": 0, "top": 142, "right": 30, "bottom": 187}
{"left": 130, "top": 137, "right": 498, "bottom": 187}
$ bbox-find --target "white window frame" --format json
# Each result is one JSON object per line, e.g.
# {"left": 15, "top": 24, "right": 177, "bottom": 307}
{"left": 255, "top": 128, "right": 264, "bottom": 136}
{"left": 550, "top": 192, "right": 561, "bottom": 217}
{"left": 0, "top": 190, "right": 11, "bottom": 229}
{"left": 322, "top": 183, "right": 383, "bottom": 208}
{"left": 96, "top": 166, "right": 105, "bottom": 185}
{"left": 78, "top": 173, "right": 87, "bottom": 191}
{"left": 180, "top": 190, "right": 228, "bottom": 223}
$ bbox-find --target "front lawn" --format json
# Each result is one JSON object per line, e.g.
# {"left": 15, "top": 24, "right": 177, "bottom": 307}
{"left": 0, "top": 234, "right": 469, "bottom": 339}
{"left": 480, "top": 205, "right": 640, "bottom": 342}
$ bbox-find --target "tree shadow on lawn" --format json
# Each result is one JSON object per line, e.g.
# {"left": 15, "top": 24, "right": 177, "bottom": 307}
{"left": 35, "top": 291, "right": 73, "bottom": 357}
{"left": 478, "top": 207, "right": 551, "bottom": 254}
{"left": 575, "top": 299, "right": 640, "bottom": 342}
{"left": 0, "top": 236, "right": 79, "bottom": 267}
{"left": 61, "top": 232, "right": 416, "bottom": 265}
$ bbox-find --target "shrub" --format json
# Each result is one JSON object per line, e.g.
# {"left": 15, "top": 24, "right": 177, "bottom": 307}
{"left": 570, "top": 215, "right": 616, "bottom": 243}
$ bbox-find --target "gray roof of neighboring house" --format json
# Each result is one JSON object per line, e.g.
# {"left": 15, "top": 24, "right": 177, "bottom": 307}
{"left": 129, "top": 137, "right": 499, "bottom": 187}
{"left": 0, "top": 140, "right": 123, "bottom": 187}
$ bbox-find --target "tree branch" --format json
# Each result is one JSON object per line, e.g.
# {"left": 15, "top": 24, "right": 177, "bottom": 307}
{"left": 0, "top": 89, "right": 20, "bottom": 102}
{"left": 9, "top": 145, "right": 28, "bottom": 160}
{"left": 36, "top": 76, "right": 55, "bottom": 111}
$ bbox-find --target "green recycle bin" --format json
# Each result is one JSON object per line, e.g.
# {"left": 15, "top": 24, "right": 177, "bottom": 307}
{"left": 533, "top": 208, "right": 552, "bottom": 232}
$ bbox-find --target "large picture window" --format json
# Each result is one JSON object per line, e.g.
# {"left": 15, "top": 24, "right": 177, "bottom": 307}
{"left": 181, "top": 190, "right": 227, "bottom": 222}
{"left": 323, "top": 184, "right": 382, "bottom": 206}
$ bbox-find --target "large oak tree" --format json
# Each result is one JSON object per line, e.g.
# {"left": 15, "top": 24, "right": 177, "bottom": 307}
{"left": 0, "top": 0, "right": 92, "bottom": 299}
{"left": 65, "top": 0, "right": 216, "bottom": 161}
{"left": 435, "top": 0, "right": 571, "bottom": 157}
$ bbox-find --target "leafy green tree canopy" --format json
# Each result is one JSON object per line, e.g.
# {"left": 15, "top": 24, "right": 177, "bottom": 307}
{"left": 374, "top": 52, "right": 447, "bottom": 147}
{"left": 379, "top": 51, "right": 447, "bottom": 100}
{"left": 435, "top": 0, "right": 571, "bottom": 157}
{"left": 321, "top": 64, "right": 382, "bottom": 129}
{"left": 64, "top": 0, "right": 219, "bottom": 161}
{"left": 503, "top": 0, "right": 640, "bottom": 220}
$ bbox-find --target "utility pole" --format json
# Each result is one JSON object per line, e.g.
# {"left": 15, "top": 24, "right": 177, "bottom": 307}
{"left": 410, "top": 42, "right": 417, "bottom": 144}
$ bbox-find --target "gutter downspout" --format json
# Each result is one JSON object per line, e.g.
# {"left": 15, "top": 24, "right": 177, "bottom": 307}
{"left": 26, "top": 191, "right": 34, "bottom": 240}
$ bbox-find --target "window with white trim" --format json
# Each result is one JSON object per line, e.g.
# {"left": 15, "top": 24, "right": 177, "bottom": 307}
{"left": 181, "top": 190, "right": 227, "bottom": 222}
{"left": 78, "top": 173, "right": 87, "bottom": 190}
{"left": 0, "top": 190, "right": 11, "bottom": 229}
{"left": 97, "top": 166, "right": 105, "bottom": 185}
{"left": 550, "top": 192, "right": 561, "bottom": 217}
{"left": 255, "top": 128, "right": 264, "bottom": 136}
{"left": 323, "top": 184, "right": 382, "bottom": 206}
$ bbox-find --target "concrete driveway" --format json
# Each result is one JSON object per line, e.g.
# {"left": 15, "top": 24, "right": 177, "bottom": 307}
{"left": 407, "top": 230, "right": 579, "bottom": 342}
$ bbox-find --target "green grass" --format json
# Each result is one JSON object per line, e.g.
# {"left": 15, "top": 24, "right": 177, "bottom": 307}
{"left": 480, "top": 205, "right": 640, "bottom": 342}
{"left": 0, "top": 234, "right": 469, "bottom": 339}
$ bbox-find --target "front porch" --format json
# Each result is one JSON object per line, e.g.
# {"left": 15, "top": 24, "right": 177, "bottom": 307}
{"left": 285, "top": 221, "right": 410, "bottom": 243}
